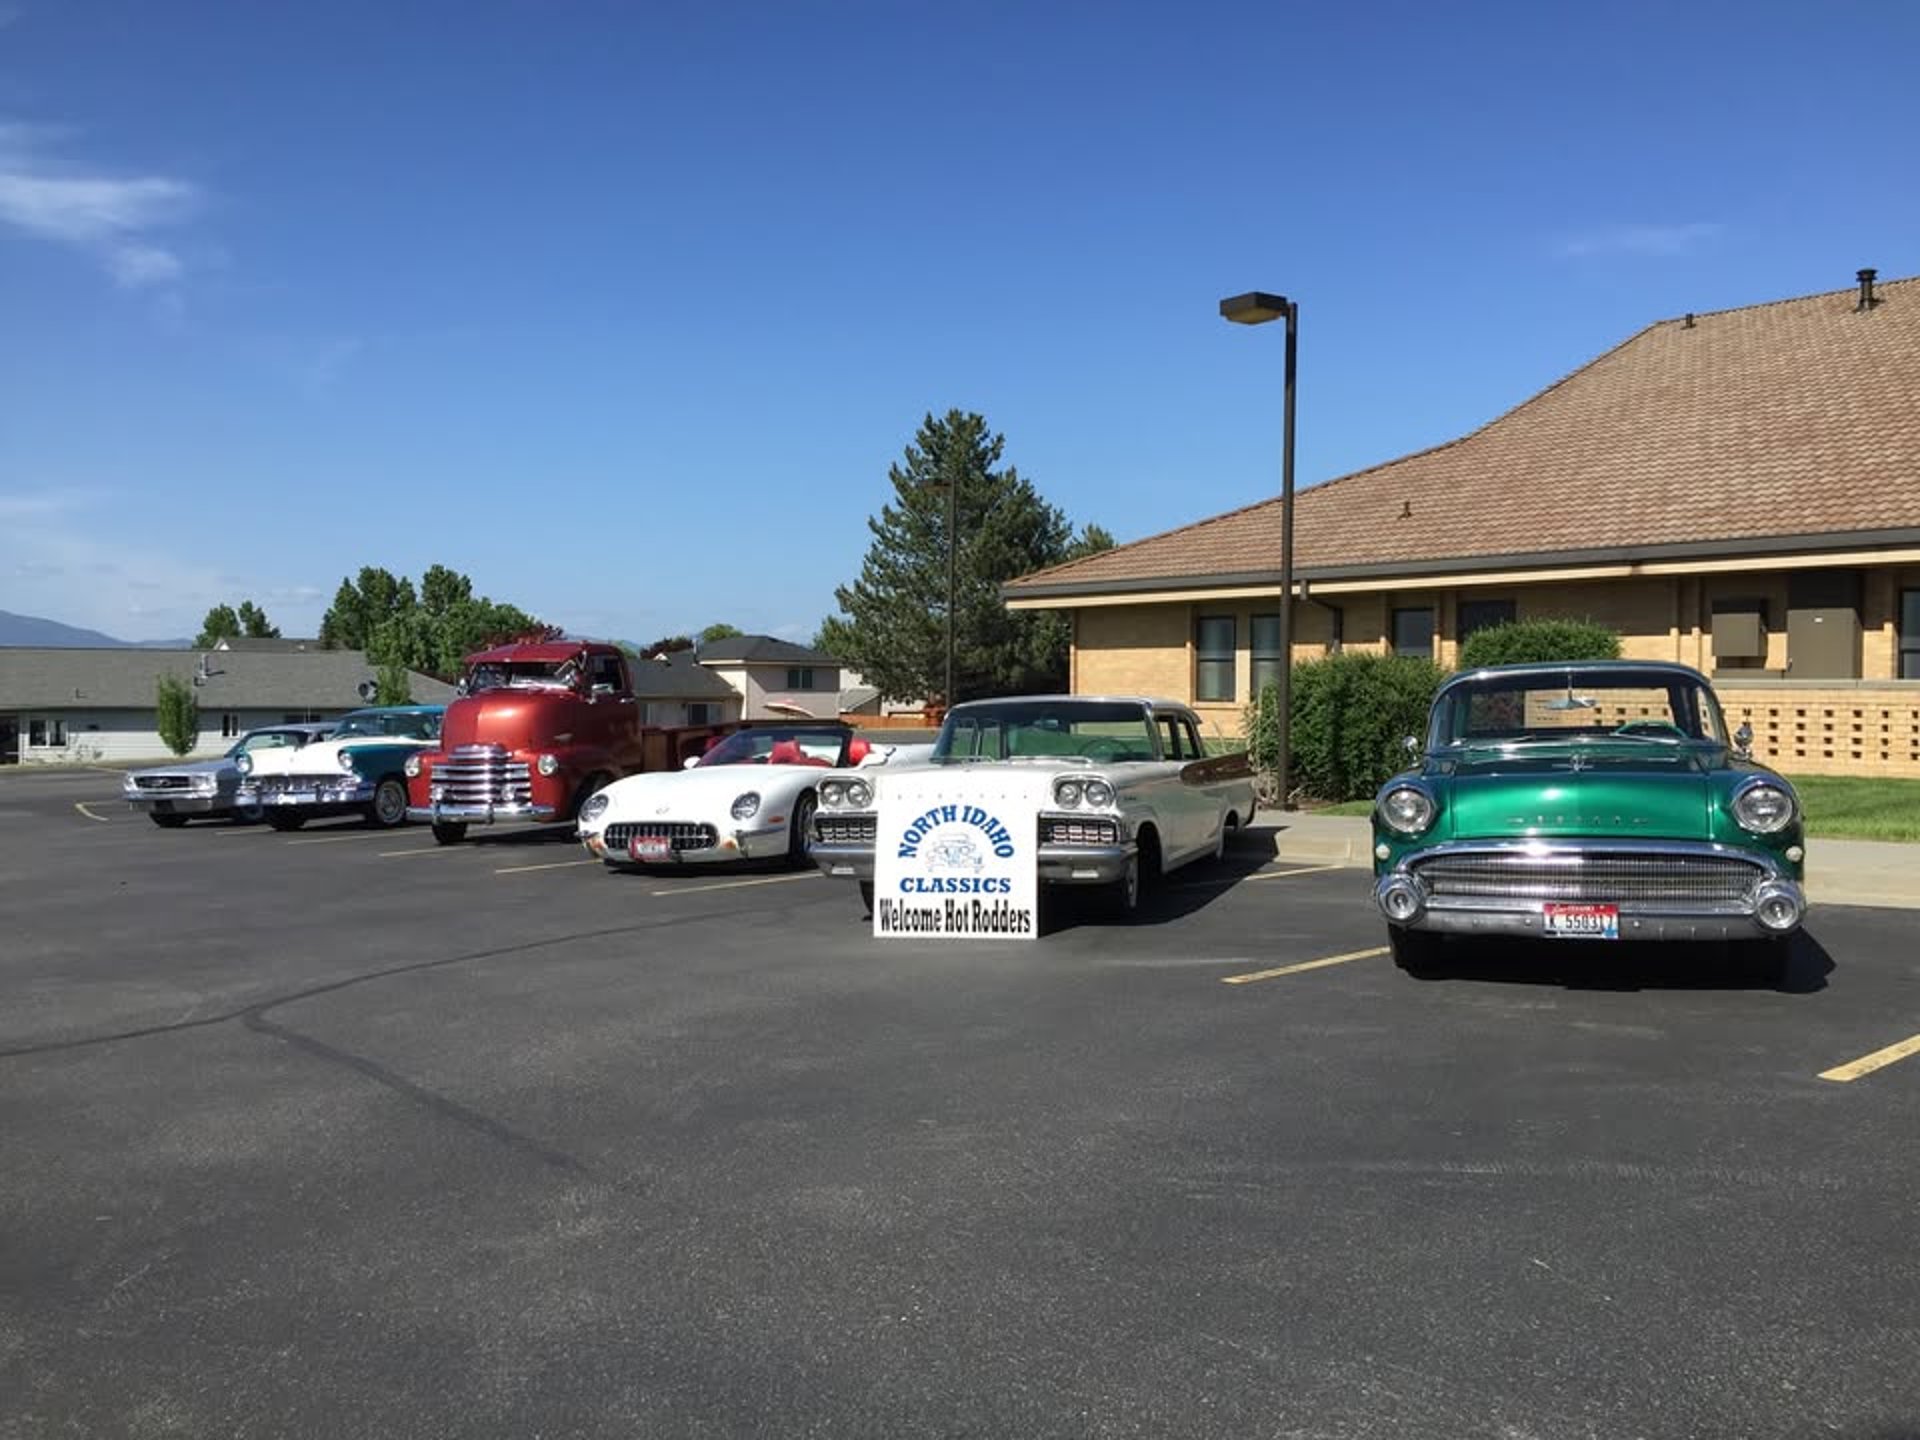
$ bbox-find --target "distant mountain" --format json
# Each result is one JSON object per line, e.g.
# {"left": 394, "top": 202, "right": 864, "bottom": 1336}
{"left": 0, "top": 609, "right": 190, "bottom": 649}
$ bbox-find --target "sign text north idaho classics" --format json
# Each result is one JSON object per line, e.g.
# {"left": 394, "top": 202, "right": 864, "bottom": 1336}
{"left": 872, "top": 774, "right": 1038, "bottom": 940}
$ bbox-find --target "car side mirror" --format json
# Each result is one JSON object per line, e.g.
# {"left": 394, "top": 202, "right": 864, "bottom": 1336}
{"left": 1403, "top": 735, "right": 1421, "bottom": 755}
{"left": 454, "top": 679, "right": 470, "bottom": 697}
{"left": 1733, "top": 721, "right": 1754, "bottom": 756}
{"left": 682, "top": 756, "right": 701, "bottom": 770}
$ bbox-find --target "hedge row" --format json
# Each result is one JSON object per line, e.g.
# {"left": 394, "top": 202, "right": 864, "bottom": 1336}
{"left": 1242, "top": 618, "right": 1622, "bottom": 802}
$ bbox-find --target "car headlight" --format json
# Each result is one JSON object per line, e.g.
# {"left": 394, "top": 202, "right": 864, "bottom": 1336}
{"left": 1082, "top": 779, "right": 1115, "bottom": 807}
{"left": 731, "top": 791, "right": 761, "bottom": 820}
{"left": 1054, "top": 778, "right": 1084, "bottom": 808}
{"left": 845, "top": 779, "right": 872, "bottom": 808}
{"left": 404, "top": 754, "right": 422, "bottom": 778}
{"left": 1379, "top": 785, "right": 1436, "bottom": 836}
{"left": 579, "top": 792, "right": 610, "bottom": 824}
{"left": 1732, "top": 780, "right": 1795, "bottom": 834}
{"left": 194, "top": 774, "right": 218, "bottom": 792}
{"left": 234, "top": 752, "right": 253, "bottom": 775}
{"left": 537, "top": 753, "right": 561, "bottom": 777}
{"left": 821, "top": 779, "right": 847, "bottom": 807}
{"left": 338, "top": 750, "right": 359, "bottom": 774}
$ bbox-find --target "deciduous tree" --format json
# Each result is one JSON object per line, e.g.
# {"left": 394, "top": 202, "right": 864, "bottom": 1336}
{"left": 155, "top": 674, "right": 199, "bottom": 757}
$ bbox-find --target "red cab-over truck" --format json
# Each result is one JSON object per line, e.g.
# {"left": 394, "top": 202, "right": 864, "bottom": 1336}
{"left": 404, "top": 640, "right": 736, "bottom": 845}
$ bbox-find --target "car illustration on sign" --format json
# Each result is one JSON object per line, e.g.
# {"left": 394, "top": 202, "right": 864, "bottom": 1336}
{"left": 810, "top": 694, "right": 1257, "bottom": 921}
{"left": 1371, "top": 661, "right": 1807, "bottom": 978}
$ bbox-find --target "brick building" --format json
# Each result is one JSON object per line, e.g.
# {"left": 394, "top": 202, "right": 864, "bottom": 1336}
{"left": 1004, "top": 271, "right": 1920, "bottom": 776}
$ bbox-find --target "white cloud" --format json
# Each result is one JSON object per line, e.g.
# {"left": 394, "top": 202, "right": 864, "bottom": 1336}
{"left": 1557, "top": 222, "right": 1721, "bottom": 259}
{"left": 0, "top": 122, "right": 202, "bottom": 289}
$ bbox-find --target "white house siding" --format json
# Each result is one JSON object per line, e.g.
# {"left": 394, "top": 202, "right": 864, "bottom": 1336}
{"left": 4, "top": 707, "right": 351, "bottom": 765}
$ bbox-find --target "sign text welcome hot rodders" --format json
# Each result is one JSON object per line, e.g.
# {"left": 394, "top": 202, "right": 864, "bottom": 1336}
{"left": 872, "top": 773, "right": 1039, "bottom": 940}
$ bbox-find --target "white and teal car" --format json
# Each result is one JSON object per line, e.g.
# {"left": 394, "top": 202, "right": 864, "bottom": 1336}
{"left": 122, "top": 723, "right": 334, "bottom": 827}
{"left": 237, "top": 706, "right": 444, "bottom": 831}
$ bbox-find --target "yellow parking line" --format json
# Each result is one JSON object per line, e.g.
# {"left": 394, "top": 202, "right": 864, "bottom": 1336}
{"left": 73, "top": 802, "right": 113, "bottom": 823}
{"left": 650, "top": 872, "right": 819, "bottom": 896}
{"left": 377, "top": 845, "right": 465, "bottom": 859}
{"left": 1243, "top": 862, "right": 1347, "bottom": 882}
{"left": 1819, "top": 1032, "right": 1920, "bottom": 1084}
{"left": 496, "top": 858, "right": 602, "bottom": 875}
{"left": 1220, "top": 946, "right": 1388, "bottom": 986}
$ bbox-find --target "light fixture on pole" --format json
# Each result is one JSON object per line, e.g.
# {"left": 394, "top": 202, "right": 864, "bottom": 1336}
{"left": 1219, "top": 289, "right": 1297, "bottom": 811}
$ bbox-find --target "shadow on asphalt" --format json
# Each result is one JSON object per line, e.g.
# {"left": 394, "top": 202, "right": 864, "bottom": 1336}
{"left": 1043, "top": 835, "right": 1286, "bottom": 934}
{"left": 1401, "top": 929, "right": 1835, "bottom": 994}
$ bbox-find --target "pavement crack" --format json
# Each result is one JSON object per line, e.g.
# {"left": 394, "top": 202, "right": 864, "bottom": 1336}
{"left": 242, "top": 1009, "right": 587, "bottom": 1175}
{"left": 0, "top": 910, "right": 722, "bottom": 1061}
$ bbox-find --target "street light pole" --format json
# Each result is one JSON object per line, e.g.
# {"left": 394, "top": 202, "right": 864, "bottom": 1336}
{"left": 1219, "top": 290, "right": 1298, "bottom": 811}
{"left": 945, "top": 472, "right": 958, "bottom": 712}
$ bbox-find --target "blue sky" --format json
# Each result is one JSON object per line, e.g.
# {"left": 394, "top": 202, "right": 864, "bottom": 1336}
{"left": 2, "top": 0, "right": 1916, "bottom": 644}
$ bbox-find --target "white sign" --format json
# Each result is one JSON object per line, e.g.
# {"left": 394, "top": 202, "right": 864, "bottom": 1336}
{"left": 872, "top": 773, "right": 1039, "bottom": 940}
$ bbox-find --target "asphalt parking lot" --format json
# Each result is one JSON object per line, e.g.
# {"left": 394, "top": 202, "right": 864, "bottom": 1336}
{"left": 4, "top": 768, "right": 1919, "bottom": 1439}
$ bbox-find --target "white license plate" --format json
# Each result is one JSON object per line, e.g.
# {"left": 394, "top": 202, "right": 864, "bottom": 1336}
{"left": 275, "top": 791, "right": 318, "bottom": 806}
{"left": 629, "top": 835, "right": 673, "bottom": 863}
{"left": 1544, "top": 903, "right": 1619, "bottom": 940}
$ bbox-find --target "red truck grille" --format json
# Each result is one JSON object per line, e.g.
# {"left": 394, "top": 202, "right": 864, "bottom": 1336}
{"left": 432, "top": 744, "right": 532, "bottom": 808}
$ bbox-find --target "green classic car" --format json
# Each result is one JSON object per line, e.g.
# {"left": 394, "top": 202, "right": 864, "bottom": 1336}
{"left": 1372, "top": 661, "right": 1806, "bottom": 977}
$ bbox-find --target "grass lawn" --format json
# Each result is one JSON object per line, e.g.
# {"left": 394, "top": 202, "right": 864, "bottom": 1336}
{"left": 1784, "top": 774, "right": 1920, "bottom": 843}
{"left": 1306, "top": 776, "right": 1920, "bottom": 842}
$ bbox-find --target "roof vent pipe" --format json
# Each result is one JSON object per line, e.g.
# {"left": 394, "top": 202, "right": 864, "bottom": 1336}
{"left": 1683, "top": 312, "right": 1695, "bottom": 329}
{"left": 1857, "top": 267, "right": 1878, "bottom": 311}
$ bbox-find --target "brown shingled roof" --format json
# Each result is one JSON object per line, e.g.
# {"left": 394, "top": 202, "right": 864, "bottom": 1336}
{"left": 1007, "top": 275, "right": 1920, "bottom": 595}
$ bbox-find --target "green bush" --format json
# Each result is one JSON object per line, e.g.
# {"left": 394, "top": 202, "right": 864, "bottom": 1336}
{"left": 156, "top": 674, "right": 199, "bottom": 757}
{"left": 1244, "top": 652, "right": 1445, "bottom": 803}
{"left": 1457, "top": 617, "right": 1621, "bottom": 670}
{"left": 375, "top": 662, "right": 414, "bottom": 706}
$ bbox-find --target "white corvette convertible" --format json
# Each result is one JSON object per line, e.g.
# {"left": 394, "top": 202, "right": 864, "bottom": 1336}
{"left": 577, "top": 722, "right": 924, "bottom": 873}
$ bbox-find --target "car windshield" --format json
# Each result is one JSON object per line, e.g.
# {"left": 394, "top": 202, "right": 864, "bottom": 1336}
{"left": 933, "top": 700, "right": 1158, "bottom": 763}
{"left": 1432, "top": 670, "right": 1727, "bottom": 747}
{"left": 228, "top": 730, "right": 309, "bottom": 758}
{"left": 464, "top": 660, "right": 580, "bottom": 692}
{"left": 697, "top": 727, "right": 848, "bottom": 767}
{"left": 333, "top": 711, "right": 441, "bottom": 741}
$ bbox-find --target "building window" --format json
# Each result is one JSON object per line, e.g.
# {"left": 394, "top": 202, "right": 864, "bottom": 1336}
{"left": 1195, "top": 616, "right": 1235, "bottom": 702}
{"left": 1251, "top": 614, "right": 1282, "bottom": 696}
{"left": 27, "top": 717, "right": 68, "bottom": 747}
{"left": 1392, "top": 607, "right": 1436, "bottom": 658}
{"left": 786, "top": 667, "right": 816, "bottom": 690}
{"left": 1458, "top": 599, "right": 1516, "bottom": 642}
{"left": 1326, "top": 605, "right": 1344, "bottom": 654}
{"left": 221, "top": 713, "right": 241, "bottom": 738}
{"left": 1903, "top": 590, "right": 1920, "bottom": 680}
{"left": 687, "top": 702, "right": 717, "bottom": 725}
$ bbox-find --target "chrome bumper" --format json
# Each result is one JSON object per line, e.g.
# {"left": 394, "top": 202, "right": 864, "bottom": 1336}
{"left": 1375, "top": 840, "right": 1807, "bottom": 941}
{"left": 124, "top": 792, "right": 224, "bottom": 814}
{"left": 408, "top": 801, "right": 561, "bottom": 827}
{"left": 246, "top": 780, "right": 375, "bottom": 808}
{"left": 808, "top": 842, "right": 1135, "bottom": 886}
{"left": 582, "top": 822, "right": 784, "bottom": 863}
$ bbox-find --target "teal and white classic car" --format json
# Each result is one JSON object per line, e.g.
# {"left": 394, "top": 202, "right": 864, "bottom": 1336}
{"left": 237, "top": 705, "right": 445, "bottom": 831}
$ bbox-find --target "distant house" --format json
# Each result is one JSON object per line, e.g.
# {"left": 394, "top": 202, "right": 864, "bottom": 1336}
{"left": 0, "top": 647, "right": 454, "bottom": 765}
{"left": 628, "top": 649, "right": 743, "bottom": 727}
{"left": 697, "top": 635, "right": 842, "bottom": 719}
{"left": 836, "top": 668, "right": 932, "bottom": 722}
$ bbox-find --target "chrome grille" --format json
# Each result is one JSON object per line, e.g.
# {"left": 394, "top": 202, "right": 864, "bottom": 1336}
{"left": 251, "top": 774, "right": 357, "bottom": 796}
{"left": 1042, "top": 817, "right": 1121, "bottom": 846}
{"left": 813, "top": 814, "right": 876, "bottom": 845}
{"left": 135, "top": 775, "right": 193, "bottom": 791}
{"left": 603, "top": 821, "right": 717, "bottom": 852}
{"left": 431, "top": 744, "right": 531, "bottom": 808}
{"left": 1412, "top": 851, "right": 1763, "bottom": 905}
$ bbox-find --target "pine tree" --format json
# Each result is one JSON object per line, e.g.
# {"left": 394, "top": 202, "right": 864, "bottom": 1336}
{"left": 821, "top": 410, "right": 1111, "bottom": 703}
